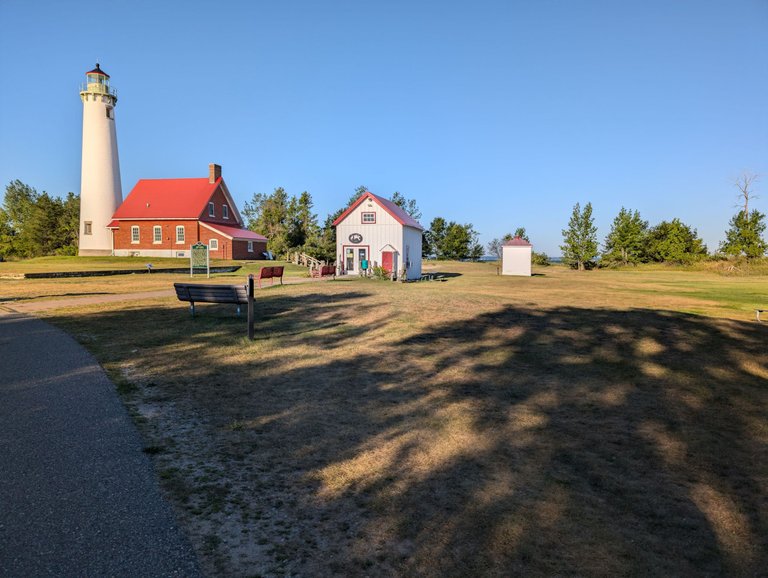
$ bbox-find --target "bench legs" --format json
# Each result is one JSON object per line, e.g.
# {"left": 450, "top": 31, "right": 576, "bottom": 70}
{"left": 190, "top": 302, "right": 196, "bottom": 318}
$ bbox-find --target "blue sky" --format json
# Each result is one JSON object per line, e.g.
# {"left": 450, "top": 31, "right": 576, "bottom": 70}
{"left": 1, "top": 0, "right": 766, "bottom": 256}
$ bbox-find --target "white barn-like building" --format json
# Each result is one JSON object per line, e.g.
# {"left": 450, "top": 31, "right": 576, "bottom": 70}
{"left": 333, "top": 192, "right": 423, "bottom": 280}
{"left": 502, "top": 236, "right": 532, "bottom": 276}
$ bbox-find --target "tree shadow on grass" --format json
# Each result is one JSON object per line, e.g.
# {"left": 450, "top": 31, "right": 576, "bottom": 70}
{"left": 47, "top": 298, "right": 768, "bottom": 576}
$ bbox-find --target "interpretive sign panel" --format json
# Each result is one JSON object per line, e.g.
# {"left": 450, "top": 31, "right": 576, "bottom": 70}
{"left": 190, "top": 243, "right": 210, "bottom": 278}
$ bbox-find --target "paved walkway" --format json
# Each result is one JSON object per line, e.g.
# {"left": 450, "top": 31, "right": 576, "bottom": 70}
{"left": 0, "top": 310, "right": 201, "bottom": 577}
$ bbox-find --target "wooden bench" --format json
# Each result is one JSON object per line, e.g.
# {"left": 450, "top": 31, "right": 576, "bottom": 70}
{"left": 312, "top": 264, "right": 336, "bottom": 279}
{"left": 257, "top": 266, "right": 284, "bottom": 288}
{"left": 174, "top": 283, "right": 248, "bottom": 317}
{"left": 757, "top": 309, "right": 766, "bottom": 322}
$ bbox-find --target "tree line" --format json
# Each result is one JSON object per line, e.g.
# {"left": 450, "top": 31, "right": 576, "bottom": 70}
{"left": 2, "top": 173, "right": 765, "bottom": 265}
{"left": 0, "top": 180, "right": 80, "bottom": 259}
{"left": 560, "top": 175, "right": 766, "bottom": 270}
{"left": 243, "top": 185, "right": 490, "bottom": 261}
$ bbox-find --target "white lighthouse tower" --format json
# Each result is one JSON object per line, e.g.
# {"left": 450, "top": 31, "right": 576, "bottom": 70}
{"left": 78, "top": 63, "right": 122, "bottom": 255}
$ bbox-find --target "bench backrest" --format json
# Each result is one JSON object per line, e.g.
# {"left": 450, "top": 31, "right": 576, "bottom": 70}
{"left": 174, "top": 283, "right": 247, "bottom": 304}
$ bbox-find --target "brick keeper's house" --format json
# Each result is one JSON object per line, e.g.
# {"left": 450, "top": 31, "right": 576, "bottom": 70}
{"left": 108, "top": 164, "right": 267, "bottom": 260}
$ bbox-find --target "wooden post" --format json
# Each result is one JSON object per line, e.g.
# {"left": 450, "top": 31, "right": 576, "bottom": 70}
{"left": 247, "top": 274, "right": 255, "bottom": 340}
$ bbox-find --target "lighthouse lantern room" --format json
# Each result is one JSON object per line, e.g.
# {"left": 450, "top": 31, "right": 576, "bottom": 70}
{"left": 78, "top": 63, "right": 123, "bottom": 255}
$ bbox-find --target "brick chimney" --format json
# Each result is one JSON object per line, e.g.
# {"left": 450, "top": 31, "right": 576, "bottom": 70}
{"left": 209, "top": 163, "right": 222, "bottom": 184}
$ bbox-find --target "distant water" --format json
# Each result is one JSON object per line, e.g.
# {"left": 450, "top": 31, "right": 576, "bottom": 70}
{"left": 478, "top": 255, "right": 563, "bottom": 263}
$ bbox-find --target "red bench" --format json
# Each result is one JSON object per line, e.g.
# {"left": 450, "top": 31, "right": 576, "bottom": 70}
{"left": 257, "top": 266, "right": 284, "bottom": 288}
{"left": 311, "top": 265, "right": 336, "bottom": 279}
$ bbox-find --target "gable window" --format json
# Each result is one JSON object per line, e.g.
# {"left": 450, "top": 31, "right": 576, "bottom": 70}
{"left": 208, "top": 202, "right": 215, "bottom": 217}
{"left": 153, "top": 226, "right": 162, "bottom": 244}
{"left": 247, "top": 241, "right": 254, "bottom": 253}
{"left": 222, "top": 205, "right": 229, "bottom": 219}
{"left": 361, "top": 212, "right": 376, "bottom": 224}
{"left": 131, "top": 226, "right": 140, "bottom": 243}
{"left": 84, "top": 221, "right": 92, "bottom": 235}
{"left": 176, "top": 226, "right": 185, "bottom": 244}
{"left": 209, "top": 238, "right": 219, "bottom": 250}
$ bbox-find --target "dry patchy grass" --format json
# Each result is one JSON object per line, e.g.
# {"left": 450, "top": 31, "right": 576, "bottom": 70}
{"left": 39, "top": 263, "right": 768, "bottom": 576}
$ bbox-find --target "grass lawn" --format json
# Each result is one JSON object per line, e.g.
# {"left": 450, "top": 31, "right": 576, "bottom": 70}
{"left": 0, "top": 257, "right": 307, "bottom": 302}
{"left": 12, "top": 261, "right": 768, "bottom": 575}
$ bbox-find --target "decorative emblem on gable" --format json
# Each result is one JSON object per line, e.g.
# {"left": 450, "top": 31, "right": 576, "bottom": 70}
{"left": 349, "top": 233, "right": 363, "bottom": 244}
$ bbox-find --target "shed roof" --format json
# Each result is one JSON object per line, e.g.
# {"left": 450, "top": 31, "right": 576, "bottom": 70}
{"left": 503, "top": 236, "right": 532, "bottom": 247}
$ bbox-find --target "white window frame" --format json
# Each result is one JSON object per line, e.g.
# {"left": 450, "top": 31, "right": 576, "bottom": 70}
{"left": 208, "top": 202, "right": 215, "bottom": 217}
{"left": 222, "top": 204, "right": 229, "bottom": 219}
{"left": 247, "top": 241, "right": 253, "bottom": 253}
{"left": 131, "top": 226, "right": 140, "bottom": 244}
{"left": 153, "top": 226, "right": 162, "bottom": 244}
{"left": 209, "top": 238, "right": 219, "bottom": 250}
{"left": 84, "top": 221, "right": 92, "bottom": 235}
{"left": 176, "top": 226, "right": 185, "bottom": 244}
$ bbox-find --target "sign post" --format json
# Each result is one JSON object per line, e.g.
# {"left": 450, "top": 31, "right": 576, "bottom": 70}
{"left": 247, "top": 274, "right": 255, "bottom": 340}
{"left": 190, "top": 243, "right": 210, "bottom": 278}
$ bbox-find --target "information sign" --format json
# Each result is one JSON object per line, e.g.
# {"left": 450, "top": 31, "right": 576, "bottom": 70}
{"left": 190, "top": 243, "right": 210, "bottom": 278}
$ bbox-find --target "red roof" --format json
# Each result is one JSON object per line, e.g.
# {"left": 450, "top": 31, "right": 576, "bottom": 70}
{"left": 106, "top": 220, "right": 119, "bottom": 228}
{"left": 113, "top": 178, "right": 222, "bottom": 220}
{"left": 86, "top": 63, "right": 109, "bottom": 78}
{"left": 503, "top": 236, "right": 532, "bottom": 247}
{"left": 201, "top": 222, "right": 267, "bottom": 241}
{"left": 332, "top": 191, "right": 423, "bottom": 230}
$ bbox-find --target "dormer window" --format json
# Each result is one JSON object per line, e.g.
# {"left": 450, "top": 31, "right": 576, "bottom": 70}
{"left": 222, "top": 204, "right": 229, "bottom": 219}
{"left": 208, "top": 202, "right": 215, "bottom": 217}
{"left": 361, "top": 212, "right": 376, "bottom": 224}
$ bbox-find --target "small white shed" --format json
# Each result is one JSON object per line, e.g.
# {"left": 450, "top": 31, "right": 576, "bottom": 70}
{"left": 333, "top": 191, "right": 423, "bottom": 280}
{"left": 502, "top": 236, "right": 532, "bottom": 276}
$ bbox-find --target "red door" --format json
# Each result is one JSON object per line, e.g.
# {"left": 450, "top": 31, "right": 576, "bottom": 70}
{"left": 381, "top": 251, "right": 393, "bottom": 273}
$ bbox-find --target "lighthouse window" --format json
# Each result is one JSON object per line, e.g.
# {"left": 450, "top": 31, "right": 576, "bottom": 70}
{"left": 131, "top": 226, "right": 140, "bottom": 243}
{"left": 208, "top": 202, "right": 215, "bottom": 217}
{"left": 153, "top": 226, "right": 162, "bottom": 244}
{"left": 176, "top": 226, "right": 185, "bottom": 244}
{"left": 106, "top": 107, "right": 114, "bottom": 119}
{"left": 222, "top": 205, "right": 229, "bottom": 219}
{"left": 84, "top": 221, "right": 92, "bottom": 235}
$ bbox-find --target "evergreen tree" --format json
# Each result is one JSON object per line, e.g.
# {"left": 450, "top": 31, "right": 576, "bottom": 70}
{"left": 390, "top": 191, "right": 422, "bottom": 220}
{"left": 719, "top": 210, "right": 767, "bottom": 258}
{"left": 511, "top": 227, "right": 529, "bottom": 242}
{"left": 1, "top": 180, "right": 80, "bottom": 258}
{"left": 0, "top": 207, "right": 14, "bottom": 259}
{"left": 426, "top": 217, "right": 447, "bottom": 258}
{"left": 560, "top": 202, "right": 598, "bottom": 270}
{"left": 602, "top": 207, "right": 648, "bottom": 266}
{"left": 243, "top": 188, "right": 290, "bottom": 256}
{"left": 644, "top": 219, "right": 708, "bottom": 264}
